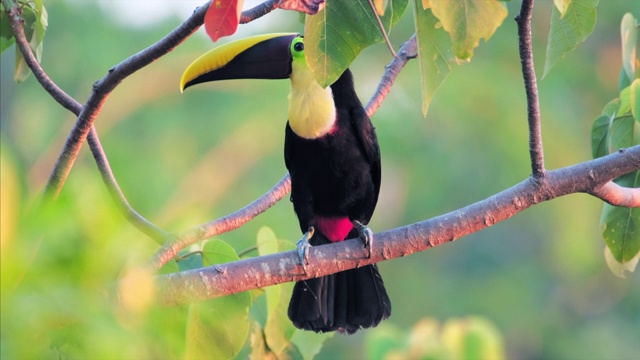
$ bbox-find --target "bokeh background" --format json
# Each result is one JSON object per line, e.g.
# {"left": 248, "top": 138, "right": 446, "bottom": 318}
{"left": 1, "top": 0, "right": 638, "bottom": 359}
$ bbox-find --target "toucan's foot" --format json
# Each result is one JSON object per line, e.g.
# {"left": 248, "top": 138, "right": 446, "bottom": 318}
{"left": 353, "top": 220, "right": 373, "bottom": 258}
{"left": 296, "top": 226, "right": 315, "bottom": 268}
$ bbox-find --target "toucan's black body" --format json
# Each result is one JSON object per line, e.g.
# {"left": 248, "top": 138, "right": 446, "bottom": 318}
{"left": 180, "top": 34, "right": 391, "bottom": 334}
{"left": 285, "top": 70, "right": 390, "bottom": 333}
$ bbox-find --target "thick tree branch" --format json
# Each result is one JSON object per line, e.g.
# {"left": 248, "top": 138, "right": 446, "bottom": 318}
{"left": 155, "top": 146, "right": 640, "bottom": 306}
{"left": 515, "top": 0, "right": 546, "bottom": 178}
{"left": 240, "top": 0, "right": 280, "bottom": 23}
{"left": 148, "top": 174, "right": 291, "bottom": 271}
{"left": 6, "top": 4, "right": 170, "bottom": 242}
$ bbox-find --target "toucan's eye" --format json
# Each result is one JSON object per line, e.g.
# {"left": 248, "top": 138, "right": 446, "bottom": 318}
{"left": 294, "top": 42, "right": 304, "bottom": 52}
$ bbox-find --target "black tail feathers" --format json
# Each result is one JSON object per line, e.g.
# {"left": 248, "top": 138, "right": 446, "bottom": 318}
{"left": 287, "top": 233, "right": 391, "bottom": 334}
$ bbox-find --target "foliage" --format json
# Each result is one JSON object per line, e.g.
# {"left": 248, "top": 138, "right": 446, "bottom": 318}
{"left": 1, "top": 1, "right": 639, "bottom": 359}
{"left": 591, "top": 12, "right": 640, "bottom": 277}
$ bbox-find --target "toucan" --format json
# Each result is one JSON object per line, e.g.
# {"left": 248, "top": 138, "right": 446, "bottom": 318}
{"left": 180, "top": 33, "right": 391, "bottom": 334}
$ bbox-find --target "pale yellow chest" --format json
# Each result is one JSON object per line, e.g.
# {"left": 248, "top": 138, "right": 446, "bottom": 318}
{"left": 287, "top": 64, "right": 336, "bottom": 139}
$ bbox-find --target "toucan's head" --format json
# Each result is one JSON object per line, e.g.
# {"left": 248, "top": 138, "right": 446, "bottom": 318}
{"left": 180, "top": 33, "right": 304, "bottom": 92}
{"left": 180, "top": 33, "right": 338, "bottom": 140}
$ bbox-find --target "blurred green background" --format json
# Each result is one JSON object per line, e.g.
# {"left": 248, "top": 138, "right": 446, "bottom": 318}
{"left": 1, "top": 0, "right": 638, "bottom": 359}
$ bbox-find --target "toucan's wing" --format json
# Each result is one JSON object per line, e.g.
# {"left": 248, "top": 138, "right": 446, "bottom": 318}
{"left": 350, "top": 106, "right": 381, "bottom": 219}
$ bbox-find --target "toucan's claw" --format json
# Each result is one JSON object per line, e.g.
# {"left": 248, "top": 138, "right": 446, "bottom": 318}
{"left": 353, "top": 220, "right": 373, "bottom": 258}
{"left": 296, "top": 226, "right": 315, "bottom": 269}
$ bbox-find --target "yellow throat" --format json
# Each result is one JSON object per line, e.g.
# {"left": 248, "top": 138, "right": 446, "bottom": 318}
{"left": 288, "top": 60, "right": 336, "bottom": 139}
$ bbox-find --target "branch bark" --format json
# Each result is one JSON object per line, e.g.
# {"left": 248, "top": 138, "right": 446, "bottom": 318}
{"left": 155, "top": 146, "right": 640, "bottom": 306}
{"left": 515, "top": 0, "right": 546, "bottom": 178}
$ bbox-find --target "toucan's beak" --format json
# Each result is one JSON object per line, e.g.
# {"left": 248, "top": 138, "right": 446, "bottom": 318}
{"left": 180, "top": 33, "right": 300, "bottom": 92}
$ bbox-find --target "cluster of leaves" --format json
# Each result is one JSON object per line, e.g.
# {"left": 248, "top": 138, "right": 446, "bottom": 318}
{"left": 591, "top": 12, "right": 640, "bottom": 278}
{"left": 0, "top": 0, "right": 46, "bottom": 82}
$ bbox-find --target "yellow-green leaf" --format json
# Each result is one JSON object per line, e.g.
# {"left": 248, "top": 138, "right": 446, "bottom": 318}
{"left": 631, "top": 79, "right": 639, "bottom": 122}
{"left": 414, "top": 2, "right": 456, "bottom": 116}
{"left": 553, "top": 0, "right": 572, "bottom": 18}
{"left": 305, "top": 0, "right": 409, "bottom": 87}
{"left": 543, "top": 0, "right": 598, "bottom": 78}
{"left": 429, "top": 0, "right": 508, "bottom": 60}
{"left": 620, "top": 13, "right": 637, "bottom": 82}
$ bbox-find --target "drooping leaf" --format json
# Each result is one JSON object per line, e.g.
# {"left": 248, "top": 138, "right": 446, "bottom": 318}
{"left": 305, "top": 0, "right": 409, "bottom": 87}
{"left": 591, "top": 115, "right": 610, "bottom": 159}
{"left": 604, "top": 245, "right": 639, "bottom": 278}
{"left": 0, "top": 9, "right": 16, "bottom": 54}
{"left": 553, "top": 0, "right": 572, "bottom": 18}
{"left": 620, "top": 13, "right": 637, "bottom": 82}
{"left": 13, "top": 0, "right": 47, "bottom": 83}
{"left": 374, "top": 0, "right": 389, "bottom": 16}
{"left": 256, "top": 227, "right": 296, "bottom": 355}
{"left": 429, "top": 0, "right": 508, "bottom": 60}
{"left": 601, "top": 171, "right": 640, "bottom": 264}
{"left": 278, "top": 0, "right": 325, "bottom": 15}
{"left": 414, "top": 3, "right": 456, "bottom": 116}
{"left": 184, "top": 240, "right": 251, "bottom": 360}
{"left": 631, "top": 79, "right": 639, "bottom": 122}
{"left": 543, "top": 0, "right": 598, "bottom": 78}
{"left": 204, "top": 0, "right": 244, "bottom": 42}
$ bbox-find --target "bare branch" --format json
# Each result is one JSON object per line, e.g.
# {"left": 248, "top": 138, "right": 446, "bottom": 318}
{"left": 6, "top": 4, "right": 169, "bottom": 242}
{"left": 155, "top": 146, "right": 640, "bottom": 306}
{"left": 148, "top": 174, "right": 291, "bottom": 271}
{"left": 43, "top": 2, "right": 211, "bottom": 200}
{"left": 589, "top": 181, "right": 640, "bottom": 207}
{"left": 515, "top": 0, "right": 545, "bottom": 178}
{"left": 365, "top": 34, "right": 417, "bottom": 117}
{"left": 240, "top": 0, "right": 280, "bottom": 23}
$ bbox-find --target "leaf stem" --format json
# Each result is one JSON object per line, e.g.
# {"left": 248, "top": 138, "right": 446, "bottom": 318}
{"left": 367, "top": 0, "right": 397, "bottom": 58}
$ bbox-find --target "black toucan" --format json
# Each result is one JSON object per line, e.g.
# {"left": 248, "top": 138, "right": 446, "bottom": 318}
{"left": 180, "top": 33, "right": 391, "bottom": 334}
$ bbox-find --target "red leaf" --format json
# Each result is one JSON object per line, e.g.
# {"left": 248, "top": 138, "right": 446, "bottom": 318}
{"left": 204, "top": 0, "right": 243, "bottom": 42}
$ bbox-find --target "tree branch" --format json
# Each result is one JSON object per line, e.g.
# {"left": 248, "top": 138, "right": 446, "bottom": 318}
{"left": 5, "top": 3, "right": 170, "bottom": 242}
{"left": 43, "top": 1, "right": 211, "bottom": 200}
{"left": 154, "top": 146, "right": 640, "bottom": 306}
{"left": 515, "top": 0, "right": 546, "bottom": 178}
{"left": 240, "top": 0, "right": 280, "bottom": 23}
{"left": 148, "top": 174, "right": 291, "bottom": 271}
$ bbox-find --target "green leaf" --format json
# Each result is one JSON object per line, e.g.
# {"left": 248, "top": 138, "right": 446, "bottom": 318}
{"left": 177, "top": 250, "right": 204, "bottom": 271}
{"left": 429, "top": 0, "right": 508, "bottom": 60}
{"left": 543, "top": 0, "right": 598, "bottom": 78}
{"left": 619, "top": 67, "right": 632, "bottom": 91}
{"left": 604, "top": 245, "right": 639, "bottom": 278}
{"left": 414, "top": 3, "right": 456, "bottom": 116}
{"left": 305, "top": 0, "right": 409, "bottom": 87}
{"left": 620, "top": 13, "right": 637, "bottom": 82}
{"left": 290, "top": 329, "right": 333, "bottom": 360}
{"left": 609, "top": 114, "right": 635, "bottom": 153}
{"left": 0, "top": 9, "right": 16, "bottom": 54}
{"left": 184, "top": 240, "right": 250, "bottom": 360}
{"left": 619, "top": 84, "right": 632, "bottom": 116}
{"left": 441, "top": 317, "right": 505, "bottom": 360}
{"left": 256, "top": 227, "right": 296, "bottom": 355}
{"left": 631, "top": 79, "right": 639, "bottom": 122}
{"left": 553, "top": 0, "right": 572, "bottom": 17}
{"left": 601, "top": 171, "right": 640, "bottom": 264}
{"left": 591, "top": 115, "right": 610, "bottom": 159}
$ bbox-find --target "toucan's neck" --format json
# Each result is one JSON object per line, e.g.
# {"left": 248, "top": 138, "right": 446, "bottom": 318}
{"left": 288, "top": 61, "right": 336, "bottom": 139}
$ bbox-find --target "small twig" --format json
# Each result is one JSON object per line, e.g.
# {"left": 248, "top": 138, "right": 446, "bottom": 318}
{"left": 240, "top": 0, "right": 280, "bottom": 23}
{"left": 365, "top": 34, "right": 417, "bottom": 117}
{"left": 366, "top": 0, "right": 397, "bottom": 57}
{"left": 6, "top": 3, "right": 169, "bottom": 242}
{"left": 148, "top": 174, "right": 291, "bottom": 271}
{"left": 515, "top": 0, "right": 545, "bottom": 179}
